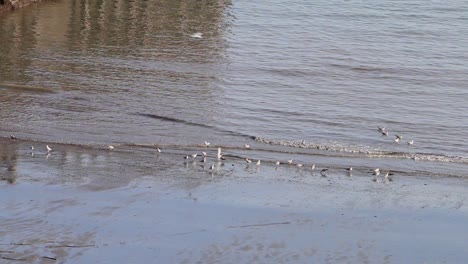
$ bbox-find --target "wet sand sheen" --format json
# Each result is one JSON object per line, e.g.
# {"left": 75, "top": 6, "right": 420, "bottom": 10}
{"left": 1, "top": 140, "right": 467, "bottom": 263}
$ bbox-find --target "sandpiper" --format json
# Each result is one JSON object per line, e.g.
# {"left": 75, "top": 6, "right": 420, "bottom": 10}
{"left": 184, "top": 155, "right": 190, "bottom": 160}
{"left": 407, "top": 140, "right": 414, "bottom": 145}
{"left": 311, "top": 164, "right": 315, "bottom": 170}
{"left": 394, "top": 137, "right": 400, "bottom": 143}
{"left": 320, "top": 168, "right": 328, "bottom": 177}
{"left": 204, "top": 141, "right": 211, "bottom": 147}
{"left": 46, "top": 145, "right": 52, "bottom": 152}
{"left": 157, "top": 148, "right": 161, "bottom": 153}
{"left": 297, "top": 163, "right": 303, "bottom": 168}
{"left": 30, "top": 146, "right": 34, "bottom": 150}
{"left": 287, "top": 159, "right": 293, "bottom": 165}
{"left": 377, "top": 127, "right": 386, "bottom": 132}
{"left": 217, "top": 147, "right": 222, "bottom": 160}
{"left": 275, "top": 161, "right": 280, "bottom": 166}
{"left": 245, "top": 144, "right": 251, "bottom": 149}
{"left": 256, "top": 160, "right": 261, "bottom": 166}
{"left": 209, "top": 164, "right": 215, "bottom": 170}
{"left": 245, "top": 158, "right": 252, "bottom": 163}
{"left": 381, "top": 131, "right": 389, "bottom": 136}
{"left": 374, "top": 168, "right": 380, "bottom": 176}
{"left": 396, "top": 135, "right": 403, "bottom": 140}
{"left": 10, "top": 135, "right": 17, "bottom": 140}
{"left": 202, "top": 151, "right": 207, "bottom": 157}
{"left": 191, "top": 153, "right": 198, "bottom": 159}
{"left": 108, "top": 145, "right": 114, "bottom": 150}
{"left": 200, "top": 157, "right": 207, "bottom": 163}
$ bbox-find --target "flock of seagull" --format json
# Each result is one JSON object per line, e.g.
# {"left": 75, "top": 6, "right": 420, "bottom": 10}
{"left": 10, "top": 127, "right": 410, "bottom": 183}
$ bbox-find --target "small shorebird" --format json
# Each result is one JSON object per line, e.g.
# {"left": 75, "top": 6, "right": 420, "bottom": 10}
{"left": 245, "top": 158, "right": 252, "bottom": 164}
{"left": 377, "top": 127, "right": 386, "bottom": 132}
{"left": 217, "top": 147, "right": 222, "bottom": 160}
{"left": 184, "top": 155, "right": 190, "bottom": 160}
{"left": 287, "top": 159, "right": 293, "bottom": 165}
{"left": 374, "top": 168, "right": 380, "bottom": 176}
{"left": 46, "top": 145, "right": 52, "bottom": 152}
{"left": 381, "top": 131, "right": 389, "bottom": 136}
{"left": 191, "top": 153, "right": 198, "bottom": 159}
{"left": 311, "top": 164, "right": 315, "bottom": 170}
{"left": 204, "top": 141, "right": 211, "bottom": 147}
{"left": 275, "top": 161, "right": 280, "bottom": 166}
{"left": 202, "top": 151, "right": 207, "bottom": 157}
{"left": 320, "top": 168, "right": 328, "bottom": 177}
{"left": 256, "top": 160, "right": 261, "bottom": 166}
{"left": 157, "top": 148, "right": 161, "bottom": 153}
{"left": 347, "top": 167, "right": 353, "bottom": 172}
{"left": 10, "top": 135, "right": 17, "bottom": 140}
{"left": 209, "top": 164, "right": 215, "bottom": 170}
{"left": 30, "top": 146, "right": 34, "bottom": 150}
{"left": 108, "top": 145, "right": 114, "bottom": 150}
{"left": 200, "top": 157, "right": 207, "bottom": 163}
{"left": 407, "top": 140, "right": 414, "bottom": 145}
{"left": 245, "top": 144, "right": 251, "bottom": 149}
{"left": 296, "top": 163, "right": 303, "bottom": 168}
{"left": 396, "top": 135, "right": 403, "bottom": 140}
{"left": 394, "top": 137, "right": 400, "bottom": 143}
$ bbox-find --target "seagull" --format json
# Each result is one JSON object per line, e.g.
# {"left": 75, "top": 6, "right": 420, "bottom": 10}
{"left": 374, "top": 168, "right": 380, "bottom": 176}
{"left": 407, "top": 140, "right": 414, "bottom": 145}
{"left": 10, "top": 135, "right": 17, "bottom": 140}
{"left": 287, "top": 159, "right": 293, "bottom": 165}
{"left": 204, "top": 141, "right": 211, "bottom": 147}
{"left": 245, "top": 158, "right": 252, "bottom": 164}
{"left": 191, "top": 153, "right": 198, "bottom": 159}
{"left": 46, "top": 145, "right": 52, "bottom": 152}
{"left": 275, "top": 161, "right": 280, "bottom": 166}
{"left": 256, "top": 160, "right": 261, "bottom": 166}
{"left": 108, "top": 145, "right": 114, "bottom": 150}
{"left": 157, "top": 148, "right": 161, "bottom": 153}
{"left": 245, "top": 144, "right": 251, "bottom": 149}
{"left": 190, "top": 32, "right": 203, "bottom": 38}
{"left": 311, "top": 164, "right": 315, "bottom": 170}
{"left": 320, "top": 169, "right": 328, "bottom": 177}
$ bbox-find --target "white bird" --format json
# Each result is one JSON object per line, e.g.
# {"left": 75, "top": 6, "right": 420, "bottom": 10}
{"left": 275, "top": 161, "right": 280, "bottom": 166}
{"left": 204, "top": 141, "right": 211, "bottom": 147}
{"left": 190, "top": 32, "right": 203, "bottom": 38}
{"left": 209, "top": 164, "right": 215, "bottom": 170}
{"left": 108, "top": 145, "right": 114, "bottom": 150}
{"left": 245, "top": 158, "right": 252, "bottom": 164}
{"left": 217, "top": 147, "right": 222, "bottom": 160}
{"left": 200, "top": 157, "right": 207, "bottom": 163}
{"left": 287, "top": 159, "right": 293, "bottom": 165}
{"left": 157, "top": 148, "right": 161, "bottom": 153}
{"left": 245, "top": 144, "right": 250, "bottom": 149}
{"left": 46, "top": 145, "right": 52, "bottom": 152}
{"left": 396, "top": 135, "right": 403, "bottom": 140}
{"left": 30, "top": 146, "right": 34, "bottom": 150}
{"left": 394, "top": 137, "right": 400, "bottom": 143}
{"left": 311, "top": 164, "right": 315, "bottom": 170}
{"left": 184, "top": 155, "right": 190, "bottom": 160}
{"left": 297, "top": 164, "right": 303, "bottom": 168}
{"left": 320, "top": 169, "right": 328, "bottom": 177}
{"left": 408, "top": 140, "right": 414, "bottom": 145}
{"left": 256, "top": 160, "right": 261, "bottom": 166}
{"left": 377, "top": 127, "right": 386, "bottom": 132}
{"left": 374, "top": 168, "right": 380, "bottom": 176}
{"left": 191, "top": 153, "right": 198, "bottom": 159}
{"left": 202, "top": 151, "right": 207, "bottom": 156}
{"left": 381, "top": 131, "right": 389, "bottom": 136}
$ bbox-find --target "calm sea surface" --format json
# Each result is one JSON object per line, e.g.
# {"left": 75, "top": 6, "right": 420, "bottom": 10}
{"left": 1, "top": 0, "right": 467, "bottom": 177}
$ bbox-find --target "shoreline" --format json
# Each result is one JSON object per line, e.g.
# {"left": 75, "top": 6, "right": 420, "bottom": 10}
{"left": 1, "top": 138, "right": 468, "bottom": 262}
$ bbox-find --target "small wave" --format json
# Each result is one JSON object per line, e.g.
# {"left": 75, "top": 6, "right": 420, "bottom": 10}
{"left": 0, "top": 83, "right": 55, "bottom": 93}
{"left": 135, "top": 112, "right": 256, "bottom": 140}
{"left": 255, "top": 137, "right": 468, "bottom": 164}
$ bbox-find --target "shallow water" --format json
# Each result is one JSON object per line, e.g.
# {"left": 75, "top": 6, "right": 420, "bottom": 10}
{"left": 0, "top": 0, "right": 467, "bottom": 177}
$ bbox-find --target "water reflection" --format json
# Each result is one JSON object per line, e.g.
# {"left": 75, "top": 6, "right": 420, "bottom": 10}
{"left": 0, "top": 142, "right": 18, "bottom": 183}
{"left": 0, "top": 0, "right": 232, "bottom": 145}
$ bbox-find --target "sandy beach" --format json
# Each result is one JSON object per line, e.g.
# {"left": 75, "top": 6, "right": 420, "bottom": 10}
{"left": 1, "top": 138, "right": 467, "bottom": 263}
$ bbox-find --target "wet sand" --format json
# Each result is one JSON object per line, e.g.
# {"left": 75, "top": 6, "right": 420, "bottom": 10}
{"left": 1, "top": 139, "right": 468, "bottom": 263}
